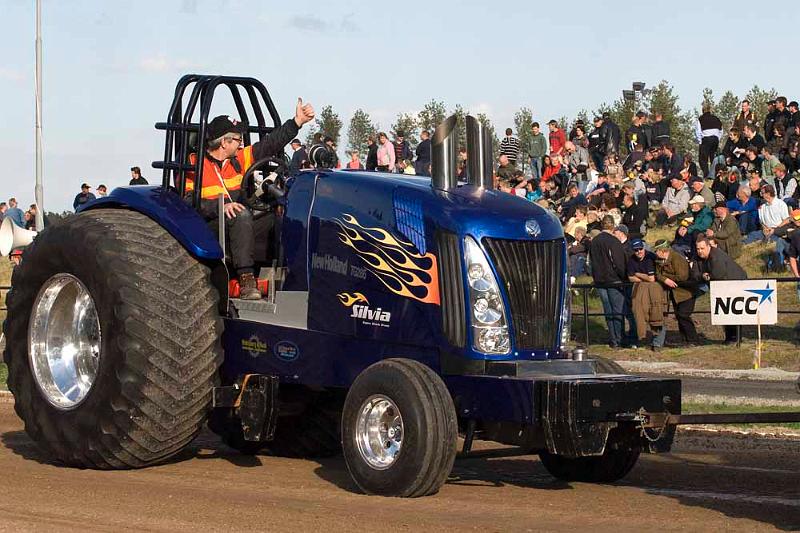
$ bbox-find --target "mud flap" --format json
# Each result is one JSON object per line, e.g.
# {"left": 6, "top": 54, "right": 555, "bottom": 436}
{"left": 537, "top": 377, "right": 681, "bottom": 458}
{"left": 213, "top": 374, "right": 279, "bottom": 442}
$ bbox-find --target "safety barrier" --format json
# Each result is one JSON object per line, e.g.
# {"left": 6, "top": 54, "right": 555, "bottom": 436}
{"left": 571, "top": 277, "right": 800, "bottom": 347}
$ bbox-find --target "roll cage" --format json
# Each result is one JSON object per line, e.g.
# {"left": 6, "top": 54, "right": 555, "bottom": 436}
{"left": 151, "top": 75, "right": 282, "bottom": 208}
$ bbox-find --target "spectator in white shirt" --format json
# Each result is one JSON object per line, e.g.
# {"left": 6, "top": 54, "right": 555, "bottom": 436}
{"left": 744, "top": 184, "right": 792, "bottom": 268}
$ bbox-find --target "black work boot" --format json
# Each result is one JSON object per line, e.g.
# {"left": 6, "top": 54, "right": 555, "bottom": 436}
{"left": 238, "top": 272, "right": 261, "bottom": 300}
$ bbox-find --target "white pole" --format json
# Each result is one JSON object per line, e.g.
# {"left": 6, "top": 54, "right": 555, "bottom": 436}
{"left": 34, "top": 0, "right": 45, "bottom": 230}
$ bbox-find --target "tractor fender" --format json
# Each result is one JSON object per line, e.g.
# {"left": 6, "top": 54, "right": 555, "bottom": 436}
{"left": 80, "top": 186, "right": 223, "bottom": 260}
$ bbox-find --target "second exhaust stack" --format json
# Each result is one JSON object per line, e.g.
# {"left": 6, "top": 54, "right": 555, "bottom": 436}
{"left": 465, "top": 115, "right": 494, "bottom": 189}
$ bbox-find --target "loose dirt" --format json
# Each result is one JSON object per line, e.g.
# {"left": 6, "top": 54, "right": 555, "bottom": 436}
{"left": 0, "top": 403, "right": 798, "bottom": 531}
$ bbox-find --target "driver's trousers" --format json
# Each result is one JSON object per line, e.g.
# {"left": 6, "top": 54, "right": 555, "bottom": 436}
{"left": 207, "top": 208, "right": 275, "bottom": 277}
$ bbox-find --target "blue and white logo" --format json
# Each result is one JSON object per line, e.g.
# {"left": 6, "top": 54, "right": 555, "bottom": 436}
{"left": 274, "top": 340, "right": 300, "bottom": 362}
{"left": 745, "top": 284, "right": 775, "bottom": 305}
{"left": 525, "top": 219, "right": 541, "bottom": 237}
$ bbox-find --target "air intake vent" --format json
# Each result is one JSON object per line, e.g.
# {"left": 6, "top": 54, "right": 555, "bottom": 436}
{"left": 483, "top": 238, "right": 564, "bottom": 350}
{"left": 393, "top": 192, "right": 426, "bottom": 254}
{"left": 436, "top": 231, "right": 465, "bottom": 347}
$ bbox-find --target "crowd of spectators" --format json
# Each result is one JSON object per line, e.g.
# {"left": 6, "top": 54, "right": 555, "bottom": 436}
{"left": 488, "top": 99, "right": 800, "bottom": 350}
{"left": 0, "top": 198, "right": 46, "bottom": 231}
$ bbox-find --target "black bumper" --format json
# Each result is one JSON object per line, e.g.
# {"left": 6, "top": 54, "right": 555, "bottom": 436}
{"left": 444, "top": 359, "right": 681, "bottom": 457}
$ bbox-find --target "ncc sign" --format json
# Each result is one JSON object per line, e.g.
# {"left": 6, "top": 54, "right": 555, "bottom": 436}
{"left": 710, "top": 280, "right": 778, "bottom": 326}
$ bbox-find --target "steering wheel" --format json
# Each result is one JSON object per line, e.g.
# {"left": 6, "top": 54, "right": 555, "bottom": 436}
{"left": 241, "top": 156, "right": 289, "bottom": 212}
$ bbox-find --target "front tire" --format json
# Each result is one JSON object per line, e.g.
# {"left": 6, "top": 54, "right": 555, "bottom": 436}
{"left": 3, "top": 209, "right": 223, "bottom": 468}
{"left": 341, "top": 359, "right": 457, "bottom": 497}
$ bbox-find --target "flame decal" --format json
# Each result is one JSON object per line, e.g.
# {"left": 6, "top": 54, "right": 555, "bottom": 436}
{"left": 338, "top": 292, "right": 369, "bottom": 307}
{"left": 334, "top": 214, "right": 440, "bottom": 305}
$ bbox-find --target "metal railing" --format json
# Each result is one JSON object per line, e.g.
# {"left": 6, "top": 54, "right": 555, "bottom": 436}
{"left": 0, "top": 285, "right": 8, "bottom": 312}
{"left": 571, "top": 277, "right": 800, "bottom": 347}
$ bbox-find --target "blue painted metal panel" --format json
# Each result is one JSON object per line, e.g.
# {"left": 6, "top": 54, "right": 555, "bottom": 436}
{"left": 286, "top": 170, "right": 568, "bottom": 362}
{"left": 80, "top": 186, "right": 223, "bottom": 260}
{"left": 221, "top": 318, "right": 440, "bottom": 388}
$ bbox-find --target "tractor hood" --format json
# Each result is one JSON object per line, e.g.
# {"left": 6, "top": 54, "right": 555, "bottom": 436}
{"left": 433, "top": 183, "right": 564, "bottom": 242}
{"left": 311, "top": 170, "right": 564, "bottom": 244}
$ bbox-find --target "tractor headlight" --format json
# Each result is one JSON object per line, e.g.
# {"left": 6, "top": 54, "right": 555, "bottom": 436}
{"left": 464, "top": 236, "right": 510, "bottom": 354}
{"left": 560, "top": 291, "right": 572, "bottom": 350}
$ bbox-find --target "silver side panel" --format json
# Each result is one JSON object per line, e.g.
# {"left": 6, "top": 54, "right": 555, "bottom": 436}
{"left": 230, "top": 291, "right": 308, "bottom": 329}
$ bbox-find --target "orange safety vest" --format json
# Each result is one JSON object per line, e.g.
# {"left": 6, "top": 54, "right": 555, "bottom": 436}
{"left": 186, "top": 145, "right": 255, "bottom": 201}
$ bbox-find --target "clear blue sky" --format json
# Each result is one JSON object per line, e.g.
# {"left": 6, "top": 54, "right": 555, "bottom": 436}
{"left": 3, "top": 0, "right": 799, "bottom": 211}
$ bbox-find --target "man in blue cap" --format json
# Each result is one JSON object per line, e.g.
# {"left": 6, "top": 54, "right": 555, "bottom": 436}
{"left": 627, "top": 239, "right": 664, "bottom": 349}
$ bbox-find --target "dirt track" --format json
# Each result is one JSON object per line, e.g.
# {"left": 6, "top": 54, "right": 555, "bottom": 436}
{"left": 0, "top": 401, "right": 798, "bottom": 532}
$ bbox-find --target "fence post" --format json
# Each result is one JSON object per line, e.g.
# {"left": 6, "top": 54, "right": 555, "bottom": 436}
{"left": 583, "top": 287, "right": 590, "bottom": 347}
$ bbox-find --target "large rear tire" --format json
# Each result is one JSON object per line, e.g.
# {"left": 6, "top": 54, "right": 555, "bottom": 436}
{"left": 538, "top": 426, "right": 641, "bottom": 483}
{"left": 3, "top": 209, "right": 223, "bottom": 468}
{"left": 341, "top": 359, "right": 457, "bottom": 497}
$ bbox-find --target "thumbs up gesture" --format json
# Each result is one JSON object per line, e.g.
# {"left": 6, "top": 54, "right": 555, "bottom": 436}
{"left": 295, "top": 97, "right": 315, "bottom": 127}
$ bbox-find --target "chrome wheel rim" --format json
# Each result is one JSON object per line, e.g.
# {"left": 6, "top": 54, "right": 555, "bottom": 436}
{"left": 28, "top": 273, "right": 102, "bottom": 410}
{"left": 355, "top": 395, "right": 404, "bottom": 470}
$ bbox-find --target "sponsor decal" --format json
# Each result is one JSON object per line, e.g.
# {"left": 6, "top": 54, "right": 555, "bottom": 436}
{"left": 273, "top": 340, "right": 300, "bottom": 362}
{"left": 338, "top": 292, "right": 391, "bottom": 328}
{"left": 338, "top": 292, "right": 369, "bottom": 307}
{"left": 242, "top": 335, "right": 268, "bottom": 358}
{"left": 710, "top": 280, "right": 777, "bottom": 325}
{"left": 333, "top": 214, "right": 440, "bottom": 305}
{"left": 311, "top": 253, "right": 368, "bottom": 279}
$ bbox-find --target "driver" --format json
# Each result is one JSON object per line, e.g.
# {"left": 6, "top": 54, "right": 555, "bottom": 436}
{"left": 186, "top": 98, "right": 315, "bottom": 299}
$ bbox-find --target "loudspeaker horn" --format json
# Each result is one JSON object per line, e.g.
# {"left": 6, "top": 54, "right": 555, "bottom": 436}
{"left": 0, "top": 217, "right": 37, "bottom": 256}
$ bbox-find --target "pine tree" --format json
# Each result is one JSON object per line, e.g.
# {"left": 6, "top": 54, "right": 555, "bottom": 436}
{"left": 347, "top": 109, "right": 378, "bottom": 155}
{"left": 391, "top": 113, "right": 418, "bottom": 145}
{"left": 701, "top": 87, "right": 715, "bottom": 110}
{"left": 745, "top": 85, "right": 779, "bottom": 129}
{"left": 304, "top": 122, "right": 319, "bottom": 146}
{"left": 417, "top": 99, "right": 447, "bottom": 133}
{"left": 716, "top": 90, "right": 739, "bottom": 133}
{"left": 514, "top": 107, "right": 534, "bottom": 160}
{"left": 646, "top": 80, "right": 694, "bottom": 157}
{"left": 314, "top": 105, "right": 344, "bottom": 145}
{"left": 451, "top": 104, "right": 467, "bottom": 150}
{"left": 476, "top": 112, "right": 499, "bottom": 159}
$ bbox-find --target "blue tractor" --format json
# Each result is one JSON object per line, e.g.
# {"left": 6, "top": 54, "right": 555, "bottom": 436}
{"left": 4, "top": 75, "right": 683, "bottom": 497}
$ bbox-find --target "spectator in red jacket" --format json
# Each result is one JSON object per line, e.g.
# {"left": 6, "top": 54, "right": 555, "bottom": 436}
{"left": 548, "top": 120, "right": 566, "bottom": 157}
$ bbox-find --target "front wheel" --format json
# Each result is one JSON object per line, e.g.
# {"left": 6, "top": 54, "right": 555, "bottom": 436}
{"left": 341, "top": 359, "right": 457, "bottom": 497}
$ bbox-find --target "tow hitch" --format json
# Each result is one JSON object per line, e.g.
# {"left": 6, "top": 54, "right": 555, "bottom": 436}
{"left": 621, "top": 409, "right": 800, "bottom": 433}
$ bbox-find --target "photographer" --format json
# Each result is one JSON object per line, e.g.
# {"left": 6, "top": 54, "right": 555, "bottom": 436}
{"left": 308, "top": 136, "right": 339, "bottom": 169}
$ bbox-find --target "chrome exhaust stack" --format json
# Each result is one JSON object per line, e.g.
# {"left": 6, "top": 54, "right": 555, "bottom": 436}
{"left": 431, "top": 114, "right": 458, "bottom": 190}
{"left": 465, "top": 115, "right": 494, "bottom": 189}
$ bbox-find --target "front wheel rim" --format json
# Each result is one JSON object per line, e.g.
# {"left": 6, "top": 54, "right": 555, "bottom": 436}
{"left": 354, "top": 395, "right": 404, "bottom": 470}
{"left": 28, "top": 273, "right": 102, "bottom": 410}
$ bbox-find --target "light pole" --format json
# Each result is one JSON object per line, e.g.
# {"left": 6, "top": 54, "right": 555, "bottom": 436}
{"left": 622, "top": 82, "right": 648, "bottom": 113}
{"left": 34, "top": 0, "right": 45, "bottom": 230}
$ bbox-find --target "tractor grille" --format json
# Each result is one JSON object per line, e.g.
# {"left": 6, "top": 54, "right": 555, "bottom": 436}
{"left": 483, "top": 238, "right": 564, "bottom": 350}
{"left": 436, "top": 231, "right": 466, "bottom": 347}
